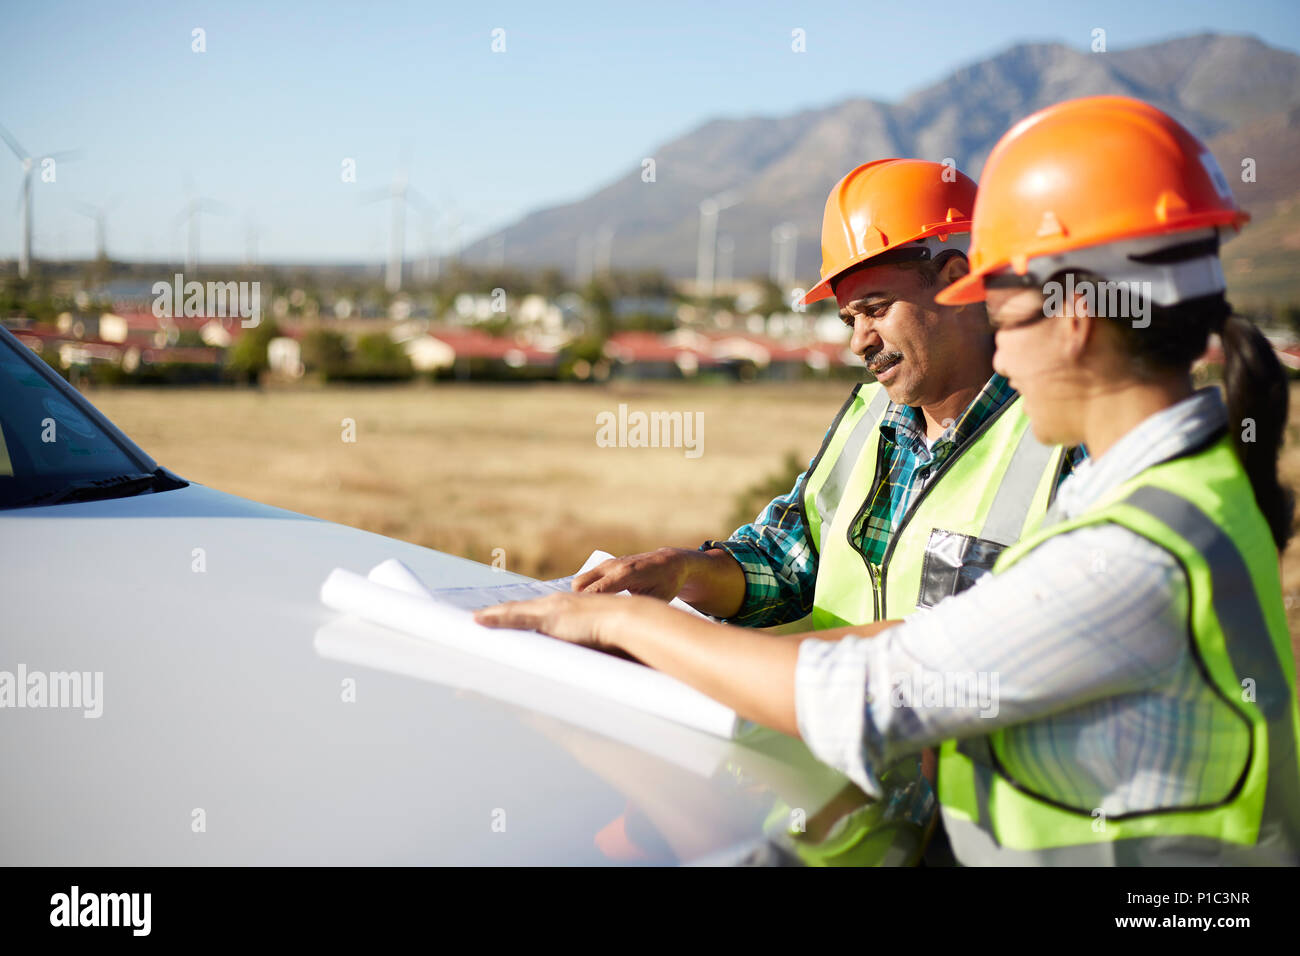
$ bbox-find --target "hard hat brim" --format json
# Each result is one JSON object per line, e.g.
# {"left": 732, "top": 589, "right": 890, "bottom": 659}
{"left": 934, "top": 269, "right": 987, "bottom": 305}
{"left": 802, "top": 223, "right": 973, "bottom": 308}
{"left": 936, "top": 209, "right": 1252, "bottom": 308}
{"left": 799, "top": 279, "right": 835, "bottom": 308}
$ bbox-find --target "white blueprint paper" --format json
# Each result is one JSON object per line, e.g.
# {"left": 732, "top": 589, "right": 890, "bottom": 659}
{"left": 320, "top": 552, "right": 747, "bottom": 739}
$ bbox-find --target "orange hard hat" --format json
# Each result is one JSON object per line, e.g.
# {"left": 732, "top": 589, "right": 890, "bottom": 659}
{"left": 937, "top": 96, "right": 1249, "bottom": 305}
{"left": 801, "top": 158, "right": 976, "bottom": 306}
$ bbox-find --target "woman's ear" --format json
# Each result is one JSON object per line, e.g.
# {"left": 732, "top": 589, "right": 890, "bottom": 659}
{"left": 1064, "top": 287, "right": 1098, "bottom": 361}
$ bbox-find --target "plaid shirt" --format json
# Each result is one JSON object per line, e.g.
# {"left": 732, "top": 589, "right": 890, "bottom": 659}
{"left": 703, "top": 374, "right": 1082, "bottom": 627}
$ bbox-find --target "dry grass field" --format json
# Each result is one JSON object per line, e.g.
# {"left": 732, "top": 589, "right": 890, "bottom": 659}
{"left": 89, "top": 380, "right": 1300, "bottom": 667}
{"left": 89, "top": 380, "right": 847, "bottom": 577}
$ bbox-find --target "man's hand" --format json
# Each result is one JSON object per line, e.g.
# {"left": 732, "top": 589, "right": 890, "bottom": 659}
{"left": 571, "top": 548, "right": 695, "bottom": 602}
{"left": 573, "top": 547, "right": 748, "bottom": 619}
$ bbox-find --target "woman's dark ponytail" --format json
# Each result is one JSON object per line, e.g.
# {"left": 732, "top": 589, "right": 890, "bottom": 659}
{"left": 1105, "top": 288, "right": 1294, "bottom": 552}
{"left": 1219, "top": 311, "right": 1295, "bottom": 551}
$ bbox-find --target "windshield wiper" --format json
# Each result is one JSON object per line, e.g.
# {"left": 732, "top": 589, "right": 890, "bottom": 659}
{"left": 12, "top": 471, "right": 175, "bottom": 509}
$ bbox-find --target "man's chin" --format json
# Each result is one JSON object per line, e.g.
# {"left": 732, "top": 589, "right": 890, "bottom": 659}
{"left": 868, "top": 356, "right": 904, "bottom": 388}
{"left": 877, "top": 377, "right": 916, "bottom": 406}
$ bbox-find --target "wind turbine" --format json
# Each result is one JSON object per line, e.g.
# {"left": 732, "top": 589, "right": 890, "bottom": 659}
{"left": 716, "top": 234, "right": 735, "bottom": 287}
{"left": 414, "top": 206, "right": 442, "bottom": 284}
{"left": 0, "top": 122, "right": 80, "bottom": 279}
{"left": 770, "top": 222, "right": 799, "bottom": 289}
{"left": 406, "top": 189, "right": 437, "bottom": 285}
{"left": 72, "top": 195, "right": 123, "bottom": 261}
{"left": 364, "top": 166, "right": 433, "bottom": 293}
{"left": 696, "top": 190, "right": 741, "bottom": 298}
{"left": 174, "top": 188, "right": 228, "bottom": 274}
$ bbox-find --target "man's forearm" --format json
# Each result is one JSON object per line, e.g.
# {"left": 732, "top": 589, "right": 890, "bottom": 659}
{"left": 674, "top": 547, "right": 899, "bottom": 641}
{"left": 676, "top": 547, "right": 748, "bottom": 619}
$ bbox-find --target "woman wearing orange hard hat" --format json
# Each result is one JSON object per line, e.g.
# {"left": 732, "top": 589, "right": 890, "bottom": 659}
{"left": 477, "top": 96, "right": 1300, "bottom": 866}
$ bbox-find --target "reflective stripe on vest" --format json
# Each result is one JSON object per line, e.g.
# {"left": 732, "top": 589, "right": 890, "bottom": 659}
{"left": 802, "top": 386, "right": 890, "bottom": 554}
{"left": 805, "top": 388, "right": 1065, "bottom": 626}
{"left": 978, "top": 420, "right": 1060, "bottom": 545}
{"left": 938, "top": 438, "right": 1300, "bottom": 866}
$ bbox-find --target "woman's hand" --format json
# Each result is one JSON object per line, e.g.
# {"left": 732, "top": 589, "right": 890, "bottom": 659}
{"left": 473, "top": 591, "right": 660, "bottom": 653}
{"left": 476, "top": 589, "right": 803, "bottom": 737}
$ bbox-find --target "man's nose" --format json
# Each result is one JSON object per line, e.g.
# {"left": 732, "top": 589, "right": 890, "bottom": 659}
{"left": 991, "top": 332, "right": 1009, "bottom": 379}
{"left": 851, "top": 316, "right": 880, "bottom": 355}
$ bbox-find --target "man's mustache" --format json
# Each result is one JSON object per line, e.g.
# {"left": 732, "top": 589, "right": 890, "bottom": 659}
{"left": 863, "top": 348, "right": 904, "bottom": 373}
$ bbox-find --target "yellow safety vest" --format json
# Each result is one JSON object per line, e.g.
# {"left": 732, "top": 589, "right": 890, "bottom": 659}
{"left": 801, "top": 383, "right": 1066, "bottom": 626}
{"left": 938, "top": 433, "right": 1300, "bottom": 864}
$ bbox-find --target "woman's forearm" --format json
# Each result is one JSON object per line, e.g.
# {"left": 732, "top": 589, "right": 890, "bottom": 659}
{"left": 613, "top": 603, "right": 803, "bottom": 737}
{"left": 608, "top": 604, "right": 901, "bottom": 734}
{"left": 772, "top": 619, "right": 900, "bottom": 644}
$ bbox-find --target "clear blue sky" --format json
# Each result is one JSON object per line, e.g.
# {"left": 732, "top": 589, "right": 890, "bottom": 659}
{"left": 1, "top": 0, "right": 1298, "bottom": 265}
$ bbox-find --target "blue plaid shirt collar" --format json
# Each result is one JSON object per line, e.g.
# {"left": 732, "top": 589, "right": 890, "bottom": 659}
{"left": 876, "top": 372, "right": 1017, "bottom": 460}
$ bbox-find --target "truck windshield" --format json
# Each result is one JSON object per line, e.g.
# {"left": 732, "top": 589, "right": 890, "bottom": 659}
{"left": 0, "top": 331, "right": 183, "bottom": 509}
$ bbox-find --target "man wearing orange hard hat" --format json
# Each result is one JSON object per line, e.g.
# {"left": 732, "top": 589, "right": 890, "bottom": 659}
{"left": 577, "top": 159, "right": 1081, "bottom": 637}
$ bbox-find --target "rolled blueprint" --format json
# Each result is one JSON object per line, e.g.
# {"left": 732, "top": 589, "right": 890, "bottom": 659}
{"left": 320, "top": 567, "right": 748, "bottom": 739}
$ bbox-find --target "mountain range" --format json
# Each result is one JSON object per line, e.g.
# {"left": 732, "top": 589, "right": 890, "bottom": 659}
{"left": 463, "top": 33, "right": 1300, "bottom": 307}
